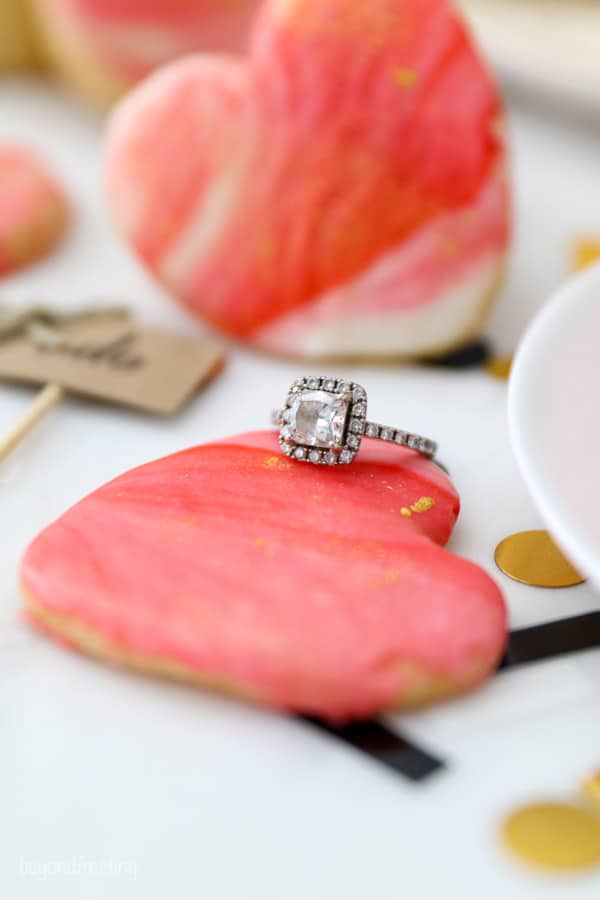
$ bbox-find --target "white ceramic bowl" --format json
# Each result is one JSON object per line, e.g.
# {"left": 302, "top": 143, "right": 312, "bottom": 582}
{"left": 509, "top": 261, "right": 600, "bottom": 591}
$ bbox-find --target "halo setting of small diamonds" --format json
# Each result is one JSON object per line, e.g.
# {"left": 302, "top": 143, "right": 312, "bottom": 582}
{"left": 273, "top": 377, "right": 438, "bottom": 466}
{"left": 275, "top": 377, "right": 363, "bottom": 465}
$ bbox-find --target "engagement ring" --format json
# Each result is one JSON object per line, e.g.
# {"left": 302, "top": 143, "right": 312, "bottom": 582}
{"left": 272, "top": 376, "right": 438, "bottom": 466}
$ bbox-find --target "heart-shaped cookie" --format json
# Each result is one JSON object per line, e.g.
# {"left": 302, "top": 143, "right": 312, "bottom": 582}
{"left": 32, "top": 0, "right": 262, "bottom": 107}
{"left": 21, "top": 431, "right": 506, "bottom": 720}
{"left": 106, "top": 0, "right": 510, "bottom": 359}
{"left": 0, "top": 146, "right": 68, "bottom": 275}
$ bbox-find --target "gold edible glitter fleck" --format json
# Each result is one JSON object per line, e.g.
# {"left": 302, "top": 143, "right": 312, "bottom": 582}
{"left": 384, "top": 568, "right": 401, "bottom": 584}
{"left": 392, "top": 66, "right": 418, "bottom": 88}
{"left": 583, "top": 772, "right": 600, "bottom": 806}
{"left": 411, "top": 497, "right": 435, "bottom": 513}
{"left": 438, "top": 236, "right": 459, "bottom": 259}
{"left": 572, "top": 237, "right": 600, "bottom": 272}
{"left": 494, "top": 530, "right": 585, "bottom": 588}
{"left": 502, "top": 802, "right": 600, "bottom": 871}
{"left": 263, "top": 455, "right": 292, "bottom": 470}
{"left": 400, "top": 497, "right": 435, "bottom": 518}
{"left": 485, "top": 355, "right": 513, "bottom": 381}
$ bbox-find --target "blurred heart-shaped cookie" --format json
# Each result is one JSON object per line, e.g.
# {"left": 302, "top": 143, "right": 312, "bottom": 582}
{"left": 0, "top": 146, "right": 68, "bottom": 275}
{"left": 106, "top": 0, "right": 510, "bottom": 359}
{"left": 21, "top": 431, "right": 506, "bottom": 720}
{"left": 32, "top": 0, "right": 262, "bottom": 107}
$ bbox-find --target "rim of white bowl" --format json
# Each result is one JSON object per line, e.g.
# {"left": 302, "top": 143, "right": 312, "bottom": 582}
{"left": 508, "top": 260, "right": 600, "bottom": 588}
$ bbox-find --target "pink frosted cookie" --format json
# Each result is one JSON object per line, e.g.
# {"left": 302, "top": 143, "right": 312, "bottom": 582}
{"left": 32, "top": 0, "right": 262, "bottom": 107}
{"left": 21, "top": 431, "right": 507, "bottom": 721}
{"left": 106, "top": 0, "right": 511, "bottom": 360}
{"left": 0, "top": 146, "right": 68, "bottom": 275}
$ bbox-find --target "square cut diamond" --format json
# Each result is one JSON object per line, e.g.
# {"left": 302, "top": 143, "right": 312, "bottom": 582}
{"left": 289, "top": 390, "right": 349, "bottom": 448}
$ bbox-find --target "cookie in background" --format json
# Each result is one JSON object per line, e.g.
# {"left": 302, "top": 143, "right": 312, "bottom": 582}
{"left": 0, "top": 0, "right": 39, "bottom": 71}
{"left": 31, "top": 0, "right": 262, "bottom": 108}
{"left": 0, "top": 0, "right": 261, "bottom": 107}
{"left": 0, "top": 146, "right": 68, "bottom": 275}
{"left": 106, "top": 0, "right": 511, "bottom": 361}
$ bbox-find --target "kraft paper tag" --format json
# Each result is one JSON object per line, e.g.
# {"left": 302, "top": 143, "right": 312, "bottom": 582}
{"left": 0, "top": 317, "right": 224, "bottom": 415}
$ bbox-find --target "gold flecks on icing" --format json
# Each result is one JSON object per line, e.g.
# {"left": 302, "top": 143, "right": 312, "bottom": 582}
{"left": 253, "top": 536, "right": 269, "bottom": 550}
{"left": 411, "top": 497, "right": 435, "bottom": 513}
{"left": 322, "top": 536, "right": 392, "bottom": 564}
{"left": 494, "top": 530, "right": 586, "bottom": 588}
{"left": 158, "top": 516, "right": 199, "bottom": 538}
{"left": 392, "top": 66, "right": 418, "bottom": 88}
{"left": 370, "top": 558, "right": 415, "bottom": 588}
{"left": 401, "top": 497, "right": 436, "bottom": 517}
{"left": 384, "top": 568, "right": 401, "bottom": 584}
{"left": 485, "top": 355, "right": 513, "bottom": 381}
{"left": 502, "top": 803, "right": 600, "bottom": 871}
{"left": 181, "top": 516, "right": 198, "bottom": 528}
{"left": 572, "top": 237, "right": 600, "bottom": 272}
{"left": 438, "top": 236, "right": 460, "bottom": 259}
{"left": 263, "top": 455, "right": 292, "bottom": 469}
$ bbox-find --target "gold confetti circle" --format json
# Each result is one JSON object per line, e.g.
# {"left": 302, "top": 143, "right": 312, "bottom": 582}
{"left": 572, "top": 237, "right": 600, "bottom": 273}
{"left": 502, "top": 803, "right": 600, "bottom": 871}
{"left": 583, "top": 772, "right": 600, "bottom": 806}
{"left": 494, "top": 530, "right": 585, "bottom": 588}
{"left": 484, "top": 354, "right": 513, "bottom": 381}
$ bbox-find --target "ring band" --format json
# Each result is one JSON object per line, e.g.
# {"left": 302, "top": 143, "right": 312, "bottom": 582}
{"left": 272, "top": 376, "right": 438, "bottom": 466}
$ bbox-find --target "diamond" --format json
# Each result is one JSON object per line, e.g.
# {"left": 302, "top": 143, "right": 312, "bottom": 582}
{"left": 339, "top": 449, "right": 353, "bottom": 464}
{"left": 281, "top": 442, "right": 294, "bottom": 456}
{"left": 337, "top": 380, "right": 351, "bottom": 394}
{"left": 353, "top": 402, "right": 366, "bottom": 418}
{"left": 326, "top": 450, "right": 338, "bottom": 465}
{"left": 350, "top": 419, "right": 364, "bottom": 435}
{"left": 308, "top": 450, "right": 321, "bottom": 463}
{"left": 307, "top": 376, "right": 321, "bottom": 389}
{"left": 288, "top": 390, "right": 350, "bottom": 449}
{"left": 294, "top": 447, "right": 306, "bottom": 460}
{"left": 407, "top": 435, "right": 419, "bottom": 449}
{"left": 347, "top": 434, "right": 360, "bottom": 450}
{"left": 365, "top": 423, "right": 379, "bottom": 438}
{"left": 322, "top": 378, "right": 337, "bottom": 391}
{"left": 352, "top": 385, "right": 366, "bottom": 401}
{"left": 394, "top": 431, "right": 408, "bottom": 445}
{"left": 381, "top": 427, "right": 394, "bottom": 441}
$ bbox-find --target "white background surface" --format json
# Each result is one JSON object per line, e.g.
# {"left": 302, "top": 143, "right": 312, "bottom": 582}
{"left": 461, "top": 0, "right": 600, "bottom": 118}
{"left": 1, "top": 77, "right": 600, "bottom": 899}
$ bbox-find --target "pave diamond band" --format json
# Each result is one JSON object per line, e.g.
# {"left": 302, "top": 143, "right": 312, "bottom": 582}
{"left": 272, "top": 376, "right": 438, "bottom": 467}
{"left": 363, "top": 422, "right": 437, "bottom": 455}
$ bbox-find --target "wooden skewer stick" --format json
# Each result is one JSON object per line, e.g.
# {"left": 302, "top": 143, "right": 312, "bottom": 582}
{"left": 0, "top": 382, "right": 64, "bottom": 464}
